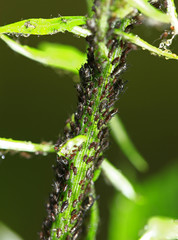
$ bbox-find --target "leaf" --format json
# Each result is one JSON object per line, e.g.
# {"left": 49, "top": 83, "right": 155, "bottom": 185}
{"left": 0, "top": 222, "right": 23, "bottom": 240}
{"left": 115, "top": 30, "right": 178, "bottom": 60}
{"left": 167, "top": 0, "right": 178, "bottom": 35}
{"left": 57, "top": 135, "right": 87, "bottom": 157}
{"left": 108, "top": 163, "right": 178, "bottom": 240}
{"left": 127, "top": 0, "right": 170, "bottom": 24}
{"left": 139, "top": 216, "right": 178, "bottom": 240}
{"left": 102, "top": 159, "right": 137, "bottom": 200}
{"left": 0, "top": 137, "right": 54, "bottom": 153}
{"left": 0, "top": 35, "right": 86, "bottom": 73}
{"left": 0, "top": 16, "right": 87, "bottom": 36}
{"left": 110, "top": 115, "right": 148, "bottom": 172}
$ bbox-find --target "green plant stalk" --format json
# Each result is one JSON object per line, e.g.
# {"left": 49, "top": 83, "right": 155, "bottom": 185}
{"left": 40, "top": 1, "right": 135, "bottom": 239}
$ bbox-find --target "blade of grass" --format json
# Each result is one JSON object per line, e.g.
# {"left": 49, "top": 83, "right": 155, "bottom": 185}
{"left": 115, "top": 29, "right": 178, "bottom": 60}
{"left": 0, "top": 16, "right": 87, "bottom": 36}
{"left": 139, "top": 216, "right": 178, "bottom": 240}
{"left": 102, "top": 159, "right": 137, "bottom": 201}
{"left": 127, "top": 0, "right": 170, "bottom": 23}
{"left": 110, "top": 115, "right": 148, "bottom": 172}
{"left": 0, "top": 35, "right": 86, "bottom": 73}
{"left": 167, "top": 0, "right": 178, "bottom": 34}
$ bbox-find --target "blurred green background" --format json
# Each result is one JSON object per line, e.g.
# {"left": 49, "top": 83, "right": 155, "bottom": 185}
{"left": 0, "top": 1, "right": 178, "bottom": 240}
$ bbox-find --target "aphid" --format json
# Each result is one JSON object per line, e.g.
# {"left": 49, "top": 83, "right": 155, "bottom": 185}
{"left": 68, "top": 189, "right": 72, "bottom": 198}
{"left": 89, "top": 100, "right": 94, "bottom": 107}
{"left": 72, "top": 199, "right": 78, "bottom": 208}
{"left": 104, "top": 113, "right": 112, "bottom": 124}
{"left": 64, "top": 171, "right": 70, "bottom": 181}
{"left": 102, "top": 109, "right": 109, "bottom": 117}
{"left": 95, "top": 150, "right": 100, "bottom": 159}
{"left": 105, "top": 82, "right": 111, "bottom": 89}
{"left": 79, "top": 179, "right": 85, "bottom": 185}
{"left": 53, "top": 203, "right": 59, "bottom": 215}
{"left": 72, "top": 229, "right": 82, "bottom": 240}
{"left": 83, "top": 154, "right": 88, "bottom": 162}
{"left": 63, "top": 183, "right": 68, "bottom": 192}
{"left": 86, "top": 156, "right": 94, "bottom": 164}
{"left": 94, "top": 114, "right": 100, "bottom": 121}
{"left": 112, "top": 56, "right": 120, "bottom": 65}
{"left": 71, "top": 209, "right": 77, "bottom": 216}
{"left": 86, "top": 88, "right": 92, "bottom": 99}
{"left": 82, "top": 195, "right": 94, "bottom": 211}
{"left": 111, "top": 62, "right": 127, "bottom": 78}
{"left": 98, "top": 76, "right": 104, "bottom": 86}
{"left": 97, "top": 130, "right": 103, "bottom": 139}
{"left": 60, "top": 200, "right": 69, "bottom": 213}
{"left": 101, "top": 140, "right": 109, "bottom": 150}
{"left": 64, "top": 224, "right": 68, "bottom": 233}
{"left": 110, "top": 108, "right": 118, "bottom": 117}
{"left": 51, "top": 213, "right": 55, "bottom": 222}
{"left": 70, "top": 163, "right": 74, "bottom": 170}
{"left": 75, "top": 127, "right": 80, "bottom": 135}
{"left": 88, "top": 142, "right": 96, "bottom": 149}
{"left": 53, "top": 181, "right": 60, "bottom": 194}
{"left": 86, "top": 168, "right": 93, "bottom": 180}
{"left": 87, "top": 106, "right": 92, "bottom": 115}
{"left": 70, "top": 218, "right": 83, "bottom": 234}
{"left": 97, "top": 156, "right": 104, "bottom": 167}
{"left": 66, "top": 235, "right": 71, "bottom": 240}
{"left": 78, "top": 193, "right": 84, "bottom": 201}
{"left": 84, "top": 127, "right": 88, "bottom": 133}
{"left": 39, "top": 231, "right": 44, "bottom": 239}
{"left": 81, "top": 184, "right": 85, "bottom": 190}
{"left": 56, "top": 228, "right": 62, "bottom": 238}
{"left": 99, "top": 100, "right": 107, "bottom": 112}
{"left": 106, "top": 39, "right": 115, "bottom": 48}
{"left": 92, "top": 88, "right": 98, "bottom": 94}
{"left": 73, "top": 167, "right": 77, "bottom": 175}
{"left": 88, "top": 121, "right": 92, "bottom": 127}
{"left": 97, "top": 119, "right": 103, "bottom": 129}
{"left": 84, "top": 116, "right": 88, "bottom": 124}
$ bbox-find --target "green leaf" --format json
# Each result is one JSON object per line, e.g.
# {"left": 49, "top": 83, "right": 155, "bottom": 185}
{"left": 102, "top": 159, "right": 137, "bottom": 201}
{"left": 108, "top": 163, "right": 178, "bottom": 240}
{"left": 0, "top": 35, "right": 86, "bottom": 73}
{"left": 0, "top": 137, "right": 54, "bottom": 153}
{"left": 139, "top": 216, "right": 178, "bottom": 240}
{"left": 110, "top": 115, "right": 148, "bottom": 172}
{"left": 0, "top": 222, "right": 23, "bottom": 240}
{"left": 127, "top": 0, "right": 170, "bottom": 23}
{"left": 57, "top": 135, "right": 87, "bottom": 157}
{"left": 167, "top": 0, "right": 178, "bottom": 35}
{"left": 0, "top": 16, "right": 87, "bottom": 36}
{"left": 115, "top": 30, "right": 178, "bottom": 60}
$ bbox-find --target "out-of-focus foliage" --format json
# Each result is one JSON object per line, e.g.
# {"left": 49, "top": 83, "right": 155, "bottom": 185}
{"left": 108, "top": 163, "right": 178, "bottom": 240}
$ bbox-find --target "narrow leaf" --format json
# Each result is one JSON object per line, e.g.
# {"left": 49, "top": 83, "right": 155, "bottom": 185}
{"left": 167, "top": 0, "right": 178, "bottom": 34}
{"left": 139, "top": 216, "right": 178, "bottom": 240}
{"left": 102, "top": 159, "right": 137, "bottom": 200}
{"left": 127, "top": 0, "right": 170, "bottom": 23}
{"left": 115, "top": 30, "right": 178, "bottom": 60}
{"left": 0, "top": 16, "right": 87, "bottom": 36}
{"left": 0, "top": 137, "right": 54, "bottom": 153}
{"left": 0, "top": 35, "right": 86, "bottom": 73}
{"left": 110, "top": 115, "right": 148, "bottom": 172}
{"left": 0, "top": 222, "right": 23, "bottom": 240}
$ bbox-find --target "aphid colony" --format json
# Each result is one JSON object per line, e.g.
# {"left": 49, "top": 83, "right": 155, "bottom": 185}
{"left": 40, "top": 0, "right": 138, "bottom": 239}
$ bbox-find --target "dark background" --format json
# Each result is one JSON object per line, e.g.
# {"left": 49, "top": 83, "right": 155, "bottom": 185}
{"left": 0, "top": 1, "right": 178, "bottom": 239}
